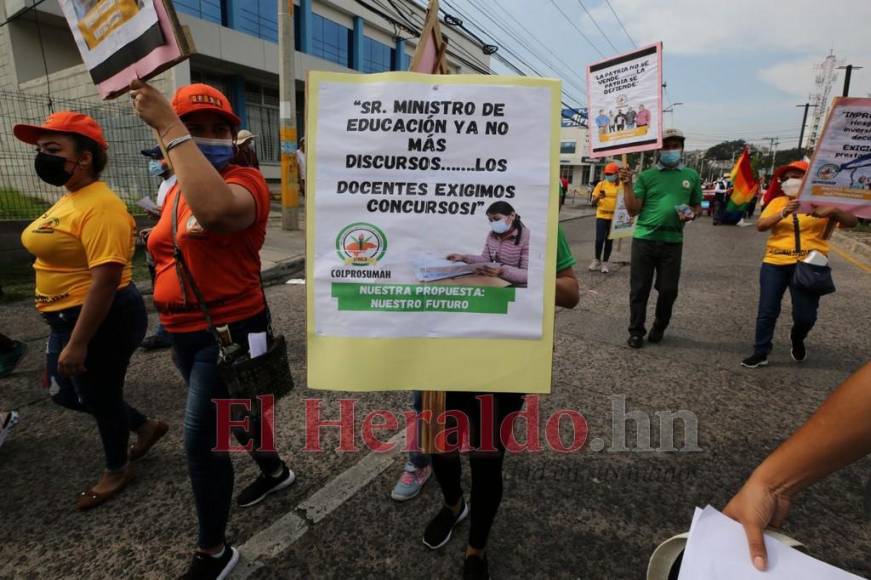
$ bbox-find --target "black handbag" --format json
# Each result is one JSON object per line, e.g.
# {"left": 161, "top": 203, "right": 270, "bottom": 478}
{"left": 791, "top": 213, "right": 836, "bottom": 296}
{"left": 171, "top": 191, "right": 295, "bottom": 401}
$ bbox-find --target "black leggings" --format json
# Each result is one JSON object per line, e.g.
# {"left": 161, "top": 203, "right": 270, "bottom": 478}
{"left": 595, "top": 218, "right": 613, "bottom": 262}
{"left": 430, "top": 391, "right": 523, "bottom": 550}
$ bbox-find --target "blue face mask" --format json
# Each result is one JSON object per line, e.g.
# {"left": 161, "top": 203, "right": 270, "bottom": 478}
{"left": 605, "top": 174, "right": 617, "bottom": 183}
{"left": 194, "top": 137, "right": 235, "bottom": 169}
{"left": 490, "top": 217, "right": 511, "bottom": 234}
{"left": 148, "top": 159, "right": 165, "bottom": 176}
{"left": 660, "top": 149, "right": 682, "bottom": 167}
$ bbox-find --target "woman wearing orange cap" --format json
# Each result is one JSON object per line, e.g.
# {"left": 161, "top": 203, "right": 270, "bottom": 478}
{"left": 14, "top": 112, "right": 168, "bottom": 511}
{"left": 130, "top": 79, "right": 293, "bottom": 579}
{"left": 741, "top": 160, "right": 857, "bottom": 369}
{"left": 589, "top": 162, "right": 621, "bottom": 273}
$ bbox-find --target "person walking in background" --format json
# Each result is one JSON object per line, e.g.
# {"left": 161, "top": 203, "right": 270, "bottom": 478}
{"left": 619, "top": 129, "right": 702, "bottom": 349}
{"left": 741, "top": 161, "right": 858, "bottom": 369}
{"left": 589, "top": 162, "right": 621, "bottom": 274}
{"left": 234, "top": 129, "right": 259, "bottom": 169}
{"left": 712, "top": 175, "right": 729, "bottom": 225}
{"left": 139, "top": 147, "right": 175, "bottom": 350}
{"left": 296, "top": 136, "right": 306, "bottom": 195}
{"left": 390, "top": 390, "right": 433, "bottom": 501}
{"left": 14, "top": 111, "right": 168, "bottom": 511}
{"left": 424, "top": 227, "right": 579, "bottom": 579}
{"left": 131, "top": 80, "right": 295, "bottom": 580}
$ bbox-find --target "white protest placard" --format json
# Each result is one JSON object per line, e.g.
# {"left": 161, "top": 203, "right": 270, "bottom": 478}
{"left": 609, "top": 191, "right": 635, "bottom": 239}
{"left": 799, "top": 97, "right": 871, "bottom": 218}
{"left": 305, "top": 72, "right": 561, "bottom": 392}
{"left": 58, "top": 0, "right": 193, "bottom": 99}
{"left": 586, "top": 43, "right": 663, "bottom": 158}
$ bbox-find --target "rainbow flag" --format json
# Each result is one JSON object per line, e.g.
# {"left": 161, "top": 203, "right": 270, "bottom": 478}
{"left": 726, "top": 148, "right": 759, "bottom": 213}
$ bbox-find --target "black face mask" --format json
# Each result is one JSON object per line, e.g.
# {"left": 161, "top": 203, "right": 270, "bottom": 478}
{"left": 35, "top": 152, "right": 74, "bottom": 186}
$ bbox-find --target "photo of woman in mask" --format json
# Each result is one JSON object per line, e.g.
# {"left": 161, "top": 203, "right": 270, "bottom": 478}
{"left": 446, "top": 201, "right": 530, "bottom": 286}
{"left": 741, "top": 160, "right": 858, "bottom": 369}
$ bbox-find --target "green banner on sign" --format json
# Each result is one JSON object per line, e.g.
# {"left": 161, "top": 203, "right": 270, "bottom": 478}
{"left": 332, "top": 283, "right": 517, "bottom": 314}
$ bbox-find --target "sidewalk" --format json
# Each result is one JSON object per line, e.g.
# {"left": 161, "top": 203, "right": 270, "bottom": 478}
{"left": 258, "top": 204, "right": 596, "bottom": 281}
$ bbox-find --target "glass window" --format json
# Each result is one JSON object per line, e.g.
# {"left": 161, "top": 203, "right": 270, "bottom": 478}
{"left": 311, "top": 13, "right": 351, "bottom": 67}
{"left": 361, "top": 37, "right": 394, "bottom": 73}
{"left": 560, "top": 141, "right": 577, "bottom": 155}
{"left": 236, "top": 0, "right": 278, "bottom": 42}
{"left": 190, "top": 71, "right": 229, "bottom": 98}
{"left": 245, "top": 83, "right": 281, "bottom": 164}
{"left": 174, "top": 0, "right": 222, "bottom": 25}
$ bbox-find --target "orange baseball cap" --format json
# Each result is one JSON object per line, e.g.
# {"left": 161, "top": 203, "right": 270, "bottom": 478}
{"left": 172, "top": 83, "right": 241, "bottom": 126}
{"left": 604, "top": 162, "right": 620, "bottom": 174}
{"left": 14, "top": 111, "right": 108, "bottom": 150}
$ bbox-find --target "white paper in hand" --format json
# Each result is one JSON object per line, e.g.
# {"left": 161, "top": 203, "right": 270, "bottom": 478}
{"left": 248, "top": 332, "right": 268, "bottom": 359}
{"left": 136, "top": 196, "right": 159, "bottom": 214}
{"left": 678, "top": 506, "right": 864, "bottom": 580}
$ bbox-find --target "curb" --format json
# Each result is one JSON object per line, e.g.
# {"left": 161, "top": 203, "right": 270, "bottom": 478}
{"left": 261, "top": 256, "right": 305, "bottom": 287}
{"left": 831, "top": 230, "right": 871, "bottom": 265}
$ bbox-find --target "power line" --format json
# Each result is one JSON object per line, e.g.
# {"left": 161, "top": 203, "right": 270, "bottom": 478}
{"left": 440, "top": 0, "right": 586, "bottom": 109}
{"left": 575, "top": 0, "right": 618, "bottom": 52}
{"left": 546, "top": 0, "right": 605, "bottom": 58}
{"left": 459, "top": 0, "right": 588, "bottom": 102}
{"left": 603, "top": 0, "right": 636, "bottom": 48}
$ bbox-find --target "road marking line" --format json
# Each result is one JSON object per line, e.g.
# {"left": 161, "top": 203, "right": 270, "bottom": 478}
{"left": 233, "top": 430, "right": 406, "bottom": 578}
{"left": 830, "top": 243, "right": 871, "bottom": 273}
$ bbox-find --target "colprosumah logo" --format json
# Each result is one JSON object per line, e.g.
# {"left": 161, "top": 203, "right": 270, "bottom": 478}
{"left": 211, "top": 395, "right": 701, "bottom": 455}
{"left": 336, "top": 222, "right": 387, "bottom": 266}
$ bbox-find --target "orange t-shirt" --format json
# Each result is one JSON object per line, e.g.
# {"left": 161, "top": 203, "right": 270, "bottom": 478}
{"left": 147, "top": 165, "right": 270, "bottom": 333}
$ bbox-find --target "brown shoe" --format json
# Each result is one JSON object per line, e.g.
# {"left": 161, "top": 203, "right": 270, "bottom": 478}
{"left": 76, "top": 467, "right": 134, "bottom": 511}
{"left": 129, "top": 420, "right": 169, "bottom": 462}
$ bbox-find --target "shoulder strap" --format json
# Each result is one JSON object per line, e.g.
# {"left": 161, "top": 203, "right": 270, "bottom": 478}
{"left": 792, "top": 212, "right": 802, "bottom": 254}
{"left": 171, "top": 190, "right": 274, "bottom": 342}
{"left": 171, "top": 191, "right": 224, "bottom": 346}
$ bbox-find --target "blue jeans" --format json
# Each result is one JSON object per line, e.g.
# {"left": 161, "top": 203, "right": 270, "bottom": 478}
{"left": 753, "top": 263, "right": 821, "bottom": 355}
{"left": 45, "top": 284, "right": 148, "bottom": 471}
{"left": 594, "top": 218, "right": 613, "bottom": 262}
{"left": 170, "top": 309, "right": 283, "bottom": 549}
{"left": 409, "top": 391, "right": 431, "bottom": 469}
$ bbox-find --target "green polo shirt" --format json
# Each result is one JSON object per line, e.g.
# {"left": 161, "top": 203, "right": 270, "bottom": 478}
{"left": 556, "top": 226, "right": 576, "bottom": 271}
{"left": 633, "top": 165, "right": 703, "bottom": 243}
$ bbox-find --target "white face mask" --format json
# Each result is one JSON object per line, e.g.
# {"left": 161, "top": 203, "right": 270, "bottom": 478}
{"left": 490, "top": 217, "right": 511, "bottom": 234}
{"left": 781, "top": 177, "right": 802, "bottom": 197}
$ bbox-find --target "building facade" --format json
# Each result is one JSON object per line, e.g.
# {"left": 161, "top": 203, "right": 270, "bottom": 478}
{"left": 559, "top": 124, "right": 603, "bottom": 193}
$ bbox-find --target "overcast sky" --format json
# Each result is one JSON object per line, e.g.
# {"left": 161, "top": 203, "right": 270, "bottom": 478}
{"left": 442, "top": 0, "right": 871, "bottom": 150}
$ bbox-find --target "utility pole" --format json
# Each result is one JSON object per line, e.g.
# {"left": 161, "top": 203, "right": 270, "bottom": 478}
{"left": 278, "top": 0, "right": 301, "bottom": 230}
{"left": 764, "top": 137, "right": 779, "bottom": 176}
{"left": 796, "top": 102, "right": 816, "bottom": 157}
{"left": 837, "top": 64, "right": 863, "bottom": 97}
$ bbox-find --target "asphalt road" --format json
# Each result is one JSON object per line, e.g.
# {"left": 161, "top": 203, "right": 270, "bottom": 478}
{"left": 1, "top": 213, "right": 869, "bottom": 579}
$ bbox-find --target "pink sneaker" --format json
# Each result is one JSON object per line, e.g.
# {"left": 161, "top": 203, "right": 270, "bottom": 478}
{"left": 391, "top": 462, "right": 432, "bottom": 501}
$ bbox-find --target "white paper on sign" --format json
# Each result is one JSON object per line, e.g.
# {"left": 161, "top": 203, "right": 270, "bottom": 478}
{"left": 677, "top": 506, "right": 864, "bottom": 580}
{"left": 248, "top": 332, "right": 268, "bottom": 359}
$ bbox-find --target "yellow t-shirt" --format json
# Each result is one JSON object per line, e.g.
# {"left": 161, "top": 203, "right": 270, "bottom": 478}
{"left": 20, "top": 181, "right": 135, "bottom": 312}
{"left": 760, "top": 196, "right": 829, "bottom": 266}
{"left": 593, "top": 179, "right": 620, "bottom": 220}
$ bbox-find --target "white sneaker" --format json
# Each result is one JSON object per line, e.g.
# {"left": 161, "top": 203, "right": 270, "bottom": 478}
{"left": 0, "top": 410, "right": 19, "bottom": 450}
{"left": 588, "top": 259, "right": 601, "bottom": 271}
{"left": 737, "top": 218, "right": 754, "bottom": 227}
{"left": 600, "top": 262, "right": 610, "bottom": 273}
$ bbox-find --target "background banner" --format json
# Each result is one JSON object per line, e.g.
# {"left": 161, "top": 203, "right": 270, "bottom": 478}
{"left": 587, "top": 43, "right": 663, "bottom": 158}
{"left": 799, "top": 97, "right": 871, "bottom": 218}
{"left": 306, "top": 71, "right": 561, "bottom": 392}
